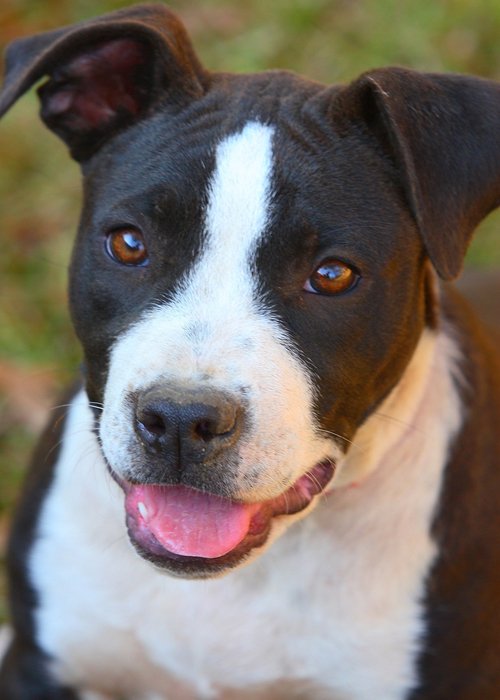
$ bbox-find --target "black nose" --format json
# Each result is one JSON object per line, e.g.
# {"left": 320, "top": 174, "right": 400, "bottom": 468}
{"left": 135, "top": 384, "right": 243, "bottom": 467}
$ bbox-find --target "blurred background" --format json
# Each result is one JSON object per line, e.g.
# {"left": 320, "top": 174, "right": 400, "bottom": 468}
{"left": 0, "top": 0, "right": 499, "bottom": 617}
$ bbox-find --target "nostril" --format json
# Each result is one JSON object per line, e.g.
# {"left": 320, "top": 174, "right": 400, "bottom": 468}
{"left": 193, "top": 419, "right": 217, "bottom": 442}
{"left": 192, "top": 415, "right": 236, "bottom": 442}
{"left": 137, "top": 410, "right": 167, "bottom": 438}
{"left": 191, "top": 400, "right": 240, "bottom": 443}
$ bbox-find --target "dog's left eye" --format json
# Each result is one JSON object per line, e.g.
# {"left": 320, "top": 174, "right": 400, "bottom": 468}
{"left": 105, "top": 228, "right": 149, "bottom": 266}
{"left": 304, "top": 259, "right": 359, "bottom": 295}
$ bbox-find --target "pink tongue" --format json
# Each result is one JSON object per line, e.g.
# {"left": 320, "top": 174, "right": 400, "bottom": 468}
{"left": 126, "top": 484, "right": 260, "bottom": 559}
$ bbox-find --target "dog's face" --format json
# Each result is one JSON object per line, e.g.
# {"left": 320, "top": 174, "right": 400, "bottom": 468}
{"left": 1, "top": 5, "right": 499, "bottom": 578}
{"left": 72, "top": 85, "right": 426, "bottom": 576}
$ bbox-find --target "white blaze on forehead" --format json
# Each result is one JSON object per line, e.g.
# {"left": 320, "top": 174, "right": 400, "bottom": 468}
{"left": 207, "top": 120, "right": 274, "bottom": 272}
{"left": 100, "top": 120, "right": 337, "bottom": 499}
{"left": 172, "top": 120, "right": 275, "bottom": 319}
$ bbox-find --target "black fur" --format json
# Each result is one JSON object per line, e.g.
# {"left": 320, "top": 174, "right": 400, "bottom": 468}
{"left": 1, "top": 393, "right": 80, "bottom": 697}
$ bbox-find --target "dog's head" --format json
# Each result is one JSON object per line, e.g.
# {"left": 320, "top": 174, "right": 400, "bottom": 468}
{"left": 1, "top": 4, "right": 499, "bottom": 577}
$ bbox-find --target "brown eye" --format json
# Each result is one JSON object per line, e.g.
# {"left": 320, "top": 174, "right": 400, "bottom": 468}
{"left": 105, "top": 228, "right": 149, "bottom": 266}
{"left": 304, "top": 259, "right": 359, "bottom": 295}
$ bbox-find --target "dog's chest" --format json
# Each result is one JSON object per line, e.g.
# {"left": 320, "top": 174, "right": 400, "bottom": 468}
{"left": 33, "top": 495, "right": 419, "bottom": 700}
{"left": 29, "top": 376, "right": 459, "bottom": 700}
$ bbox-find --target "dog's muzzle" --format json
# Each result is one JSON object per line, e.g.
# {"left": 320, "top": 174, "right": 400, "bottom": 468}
{"left": 105, "top": 383, "right": 336, "bottom": 576}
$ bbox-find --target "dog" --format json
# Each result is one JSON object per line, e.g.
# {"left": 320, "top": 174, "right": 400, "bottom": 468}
{"left": 0, "top": 4, "right": 499, "bottom": 699}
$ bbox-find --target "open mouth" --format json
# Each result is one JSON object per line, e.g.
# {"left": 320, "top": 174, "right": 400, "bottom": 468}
{"left": 114, "top": 461, "right": 335, "bottom": 576}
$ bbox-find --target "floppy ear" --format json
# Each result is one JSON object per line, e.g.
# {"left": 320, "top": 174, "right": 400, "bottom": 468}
{"left": 0, "top": 3, "right": 206, "bottom": 161}
{"left": 333, "top": 67, "right": 500, "bottom": 279}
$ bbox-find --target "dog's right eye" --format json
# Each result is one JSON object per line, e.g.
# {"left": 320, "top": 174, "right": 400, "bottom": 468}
{"left": 105, "top": 228, "right": 149, "bottom": 266}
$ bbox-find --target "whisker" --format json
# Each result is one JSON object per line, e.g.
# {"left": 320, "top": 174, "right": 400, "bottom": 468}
{"left": 308, "top": 473, "right": 334, "bottom": 503}
{"left": 282, "top": 488, "right": 291, "bottom": 514}
{"left": 47, "top": 401, "right": 103, "bottom": 414}
{"left": 316, "top": 428, "right": 354, "bottom": 446}
{"left": 48, "top": 403, "right": 76, "bottom": 412}
{"left": 101, "top": 533, "right": 128, "bottom": 554}
{"left": 305, "top": 472, "right": 322, "bottom": 492}
{"left": 371, "top": 411, "right": 423, "bottom": 434}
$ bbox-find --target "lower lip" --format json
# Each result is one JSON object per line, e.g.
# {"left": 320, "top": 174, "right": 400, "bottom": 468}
{"left": 113, "top": 460, "right": 336, "bottom": 573}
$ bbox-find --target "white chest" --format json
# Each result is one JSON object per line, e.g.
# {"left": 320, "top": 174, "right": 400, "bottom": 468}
{"left": 30, "top": 333, "right": 461, "bottom": 699}
{"left": 32, "top": 483, "right": 425, "bottom": 700}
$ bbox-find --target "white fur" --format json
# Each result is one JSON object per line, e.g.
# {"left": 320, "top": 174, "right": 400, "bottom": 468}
{"left": 99, "top": 121, "right": 338, "bottom": 500}
{"left": 30, "top": 329, "right": 462, "bottom": 699}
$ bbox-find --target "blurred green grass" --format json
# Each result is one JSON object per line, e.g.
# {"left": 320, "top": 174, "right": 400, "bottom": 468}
{"left": 0, "top": 0, "right": 499, "bottom": 619}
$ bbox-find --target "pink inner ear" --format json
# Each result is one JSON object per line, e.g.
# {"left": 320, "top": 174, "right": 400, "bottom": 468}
{"left": 44, "top": 38, "right": 148, "bottom": 131}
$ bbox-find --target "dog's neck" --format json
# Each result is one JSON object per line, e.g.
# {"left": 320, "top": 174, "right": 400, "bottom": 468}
{"left": 335, "top": 326, "right": 463, "bottom": 489}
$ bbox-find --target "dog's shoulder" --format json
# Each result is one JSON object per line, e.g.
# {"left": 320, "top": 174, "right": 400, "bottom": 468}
{"left": 411, "top": 285, "right": 500, "bottom": 698}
